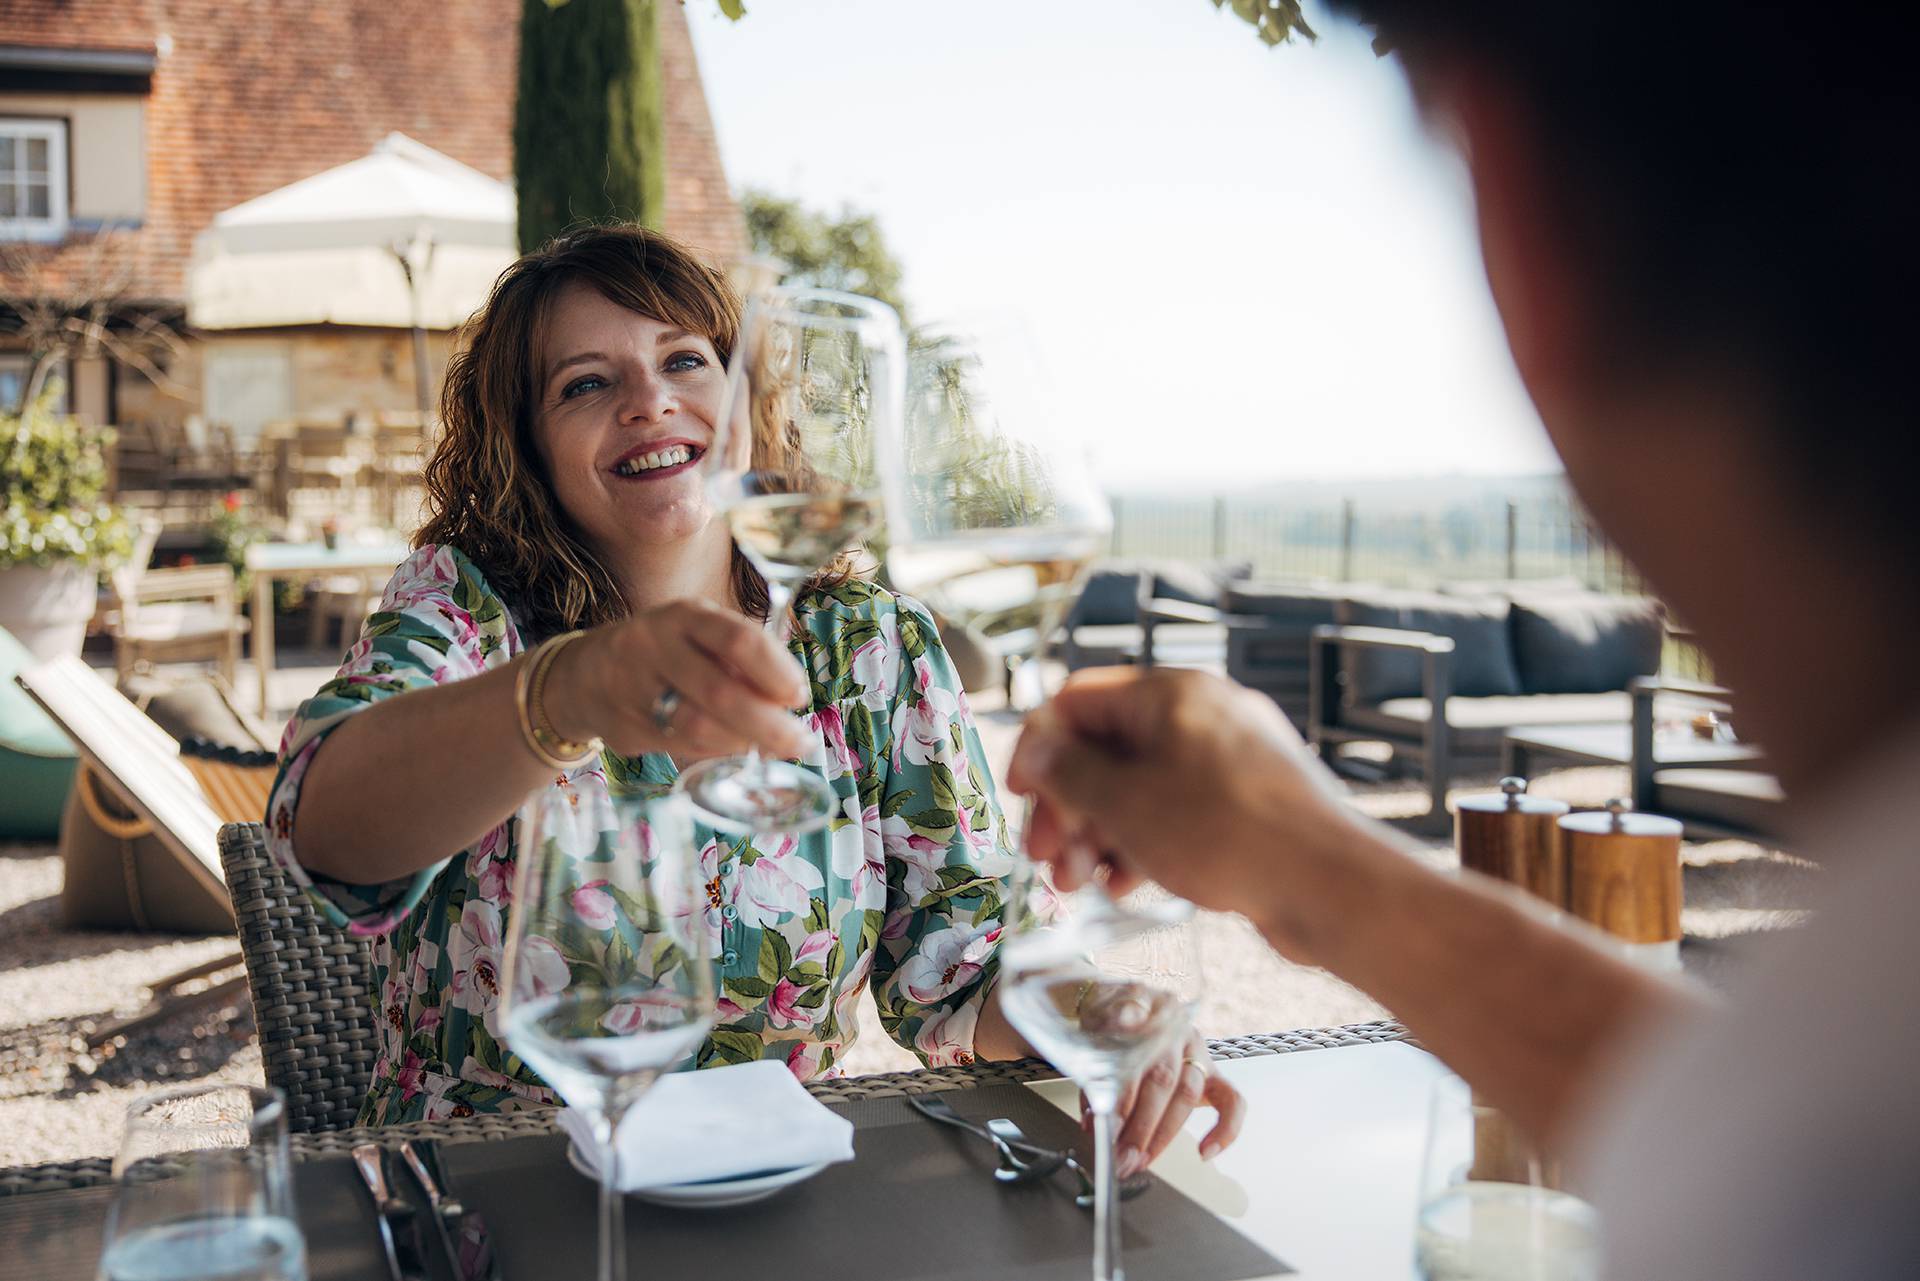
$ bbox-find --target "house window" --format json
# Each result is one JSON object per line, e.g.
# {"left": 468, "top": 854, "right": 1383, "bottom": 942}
{"left": 0, "top": 119, "right": 69, "bottom": 240}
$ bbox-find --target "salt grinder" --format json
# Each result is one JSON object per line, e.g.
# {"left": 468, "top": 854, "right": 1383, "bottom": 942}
{"left": 1559, "top": 799, "right": 1684, "bottom": 972}
{"left": 1454, "top": 777, "right": 1570, "bottom": 908}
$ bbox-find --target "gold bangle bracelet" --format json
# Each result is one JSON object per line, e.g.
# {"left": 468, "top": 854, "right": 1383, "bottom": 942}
{"left": 515, "top": 631, "right": 601, "bottom": 770}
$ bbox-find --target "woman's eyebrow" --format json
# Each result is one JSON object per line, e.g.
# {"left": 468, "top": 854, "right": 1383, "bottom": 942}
{"left": 655, "top": 327, "right": 696, "bottom": 345}
{"left": 547, "top": 351, "right": 608, "bottom": 383}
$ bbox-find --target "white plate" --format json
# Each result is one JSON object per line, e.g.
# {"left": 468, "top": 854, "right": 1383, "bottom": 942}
{"left": 564, "top": 1141, "right": 828, "bottom": 1208}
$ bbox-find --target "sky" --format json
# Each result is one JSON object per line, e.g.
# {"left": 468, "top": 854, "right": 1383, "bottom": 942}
{"left": 684, "top": 0, "right": 1562, "bottom": 492}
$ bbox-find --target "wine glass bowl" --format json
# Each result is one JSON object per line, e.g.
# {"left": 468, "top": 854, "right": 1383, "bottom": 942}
{"left": 680, "top": 286, "right": 905, "bottom": 833}
{"left": 500, "top": 786, "right": 716, "bottom": 1281}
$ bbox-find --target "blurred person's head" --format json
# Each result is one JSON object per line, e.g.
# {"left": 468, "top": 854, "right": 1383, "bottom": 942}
{"left": 1331, "top": 3, "right": 1917, "bottom": 788}
{"left": 420, "top": 224, "right": 766, "bottom": 638}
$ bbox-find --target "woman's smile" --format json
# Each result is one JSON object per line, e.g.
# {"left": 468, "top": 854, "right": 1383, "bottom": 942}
{"left": 608, "top": 438, "right": 706, "bottom": 482}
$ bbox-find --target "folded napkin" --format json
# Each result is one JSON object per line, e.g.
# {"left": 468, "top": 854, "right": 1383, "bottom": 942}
{"left": 557, "top": 1059, "right": 856, "bottom": 1190}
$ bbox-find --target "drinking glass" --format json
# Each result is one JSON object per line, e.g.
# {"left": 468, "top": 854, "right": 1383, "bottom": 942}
{"left": 500, "top": 787, "right": 716, "bottom": 1281}
{"left": 679, "top": 285, "right": 905, "bottom": 833}
{"left": 999, "top": 868, "right": 1201, "bottom": 1281}
{"left": 884, "top": 319, "right": 1111, "bottom": 709}
{"left": 1415, "top": 1074, "right": 1601, "bottom": 1281}
{"left": 96, "top": 1083, "right": 306, "bottom": 1281}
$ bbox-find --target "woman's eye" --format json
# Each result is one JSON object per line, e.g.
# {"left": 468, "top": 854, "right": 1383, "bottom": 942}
{"left": 665, "top": 351, "right": 708, "bottom": 373}
{"left": 561, "top": 375, "right": 607, "bottom": 400}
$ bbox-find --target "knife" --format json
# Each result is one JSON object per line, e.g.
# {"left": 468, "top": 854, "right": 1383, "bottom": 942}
{"left": 400, "top": 1138, "right": 502, "bottom": 1281}
{"left": 352, "top": 1142, "right": 432, "bottom": 1281}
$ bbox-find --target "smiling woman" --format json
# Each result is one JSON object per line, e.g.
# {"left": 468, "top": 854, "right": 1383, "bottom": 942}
{"left": 252, "top": 225, "right": 1237, "bottom": 1158}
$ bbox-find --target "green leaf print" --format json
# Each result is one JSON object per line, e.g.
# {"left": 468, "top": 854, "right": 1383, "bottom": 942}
{"left": 725, "top": 974, "right": 774, "bottom": 1002}
{"left": 793, "top": 983, "right": 829, "bottom": 1010}
{"left": 706, "top": 1028, "right": 765, "bottom": 1065}
{"left": 908, "top": 807, "right": 958, "bottom": 833}
{"left": 930, "top": 762, "right": 958, "bottom": 811}
{"left": 859, "top": 908, "right": 885, "bottom": 953}
{"left": 805, "top": 899, "right": 831, "bottom": 933}
{"left": 757, "top": 930, "right": 793, "bottom": 984}
{"left": 880, "top": 788, "right": 915, "bottom": 819}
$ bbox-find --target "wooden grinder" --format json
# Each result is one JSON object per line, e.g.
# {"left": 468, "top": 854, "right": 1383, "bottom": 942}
{"left": 1560, "top": 799, "right": 1684, "bottom": 969}
{"left": 1455, "top": 777, "right": 1570, "bottom": 908}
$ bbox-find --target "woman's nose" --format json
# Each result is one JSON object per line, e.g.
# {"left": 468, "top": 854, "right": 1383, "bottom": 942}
{"left": 618, "top": 370, "right": 675, "bottom": 423}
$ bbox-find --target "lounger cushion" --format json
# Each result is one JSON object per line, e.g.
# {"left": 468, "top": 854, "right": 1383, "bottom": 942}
{"left": 1336, "top": 591, "right": 1523, "bottom": 703}
{"left": 1509, "top": 594, "right": 1664, "bottom": 694}
{"left": 0, "top": 624, "right": 79, "bottom": 839}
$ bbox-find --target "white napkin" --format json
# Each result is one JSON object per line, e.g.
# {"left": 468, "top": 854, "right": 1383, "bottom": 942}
{"left": 557, "top": 1060, "right": 855, "bottom": 1190}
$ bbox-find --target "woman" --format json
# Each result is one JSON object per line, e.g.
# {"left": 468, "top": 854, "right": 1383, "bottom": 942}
{"left": 267, "top": 225, "right": 1238, "bottom": 1170}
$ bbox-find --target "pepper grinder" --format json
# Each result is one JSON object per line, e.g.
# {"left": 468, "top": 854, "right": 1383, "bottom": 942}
{"left": 1559, "top": 799, "right": 1684, "bottom": 972}
{"left": 1455, "top": 777, "right": 1571, "bottom": 909}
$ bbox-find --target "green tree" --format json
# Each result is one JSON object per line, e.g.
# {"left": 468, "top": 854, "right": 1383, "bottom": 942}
{"left": 1209, "top": 0, "right": 1317, "bottom": 46}
{"left": 742, "top": 190, "right": 911, "bottom": 323}
{"left": 514, "top": 0, "right": 666, "bottom": 253}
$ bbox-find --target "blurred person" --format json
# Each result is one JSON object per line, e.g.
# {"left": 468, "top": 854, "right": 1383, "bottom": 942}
{"left": 1010, "top": 4, "right": 1919, "bottom": 1277}
{"left": 270, "top": 223, "right": 1241, "bottom": 1153}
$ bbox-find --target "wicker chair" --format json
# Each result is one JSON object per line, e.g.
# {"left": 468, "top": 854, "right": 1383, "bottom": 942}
{"left": 217, "top": 821, "right": 379, "bottom": 1133}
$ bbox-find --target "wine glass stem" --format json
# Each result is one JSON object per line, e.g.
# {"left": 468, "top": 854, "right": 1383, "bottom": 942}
{"left": 1088, "top": 1083, "right": 1124, "bottom": 1281}
{"left": 595, "top": 1103, "right": 632, "bottom": 1281}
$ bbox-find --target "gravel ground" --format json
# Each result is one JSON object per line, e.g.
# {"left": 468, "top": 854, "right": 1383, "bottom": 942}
{"left": 0, "top": 658, "right": 1813, "bottom": 1167}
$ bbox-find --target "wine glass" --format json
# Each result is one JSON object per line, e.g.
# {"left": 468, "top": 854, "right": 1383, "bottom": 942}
{"left": 97, "top": 1083, "right": 307, "bottom": 1281}
{"left": 500, "top": 786, "right": 716, "bottom": 1281}
{"left": 678, "top": 285, "right": 905, "bottom": 833}
{"left": 1415, "top": 1074, "right": 1600, "bottom": 1281}
{"left": 884, "top": 319, "right": 1111, "bottom": 710}
{"left": 999, "top": 867, "right": 1203, "bottom": 1281}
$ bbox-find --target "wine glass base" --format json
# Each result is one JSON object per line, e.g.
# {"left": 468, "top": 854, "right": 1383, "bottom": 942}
{"left": 678, "top": 757, "right": 835, "bottom": 835}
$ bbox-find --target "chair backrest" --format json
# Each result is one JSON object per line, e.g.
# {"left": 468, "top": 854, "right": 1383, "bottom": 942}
{"left": 14, "top": 655, "right": 227, "bottom": 908}
{"left": 218, "top": 821, "right": 378, "bottom": 1133}
{"left": 110, "top": 518, "right": 166, "bottom": 627}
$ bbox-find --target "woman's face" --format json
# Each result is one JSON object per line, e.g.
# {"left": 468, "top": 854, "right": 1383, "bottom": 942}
{"left": 531, "top": 280, "right": 727, "bottom": 558}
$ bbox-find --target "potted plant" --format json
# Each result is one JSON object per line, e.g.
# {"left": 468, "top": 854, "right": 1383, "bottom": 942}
{"left": 0, "top": 387, "right": 133, "bottom": 662}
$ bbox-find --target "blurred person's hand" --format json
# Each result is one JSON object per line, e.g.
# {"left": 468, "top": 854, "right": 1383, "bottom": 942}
{"left": 1007, "top": 666, "right": 1379, "bottom": 966}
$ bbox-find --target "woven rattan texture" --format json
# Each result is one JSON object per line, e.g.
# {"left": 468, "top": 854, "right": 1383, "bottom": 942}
{"left": 0, "top": 1024, "right": 1405, "bottom": 1195}
{"left": 218, "top": 821, "right": 380, "bottom": 1136}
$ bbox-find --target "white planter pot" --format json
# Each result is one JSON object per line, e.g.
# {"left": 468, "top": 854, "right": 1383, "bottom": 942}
{"left": 0, "top": 561, "right": 98, "bottom": 663}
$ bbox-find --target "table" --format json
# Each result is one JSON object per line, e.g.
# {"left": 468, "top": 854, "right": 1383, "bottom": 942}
{"left": 245, "top": 540, "right": 411, "bottom": 714}
{"left": 1502, "top": 720, "right": 1763, "bottom": 781}
{"left": 0, "top": 1023, "right": 1448, "bottom": 1280}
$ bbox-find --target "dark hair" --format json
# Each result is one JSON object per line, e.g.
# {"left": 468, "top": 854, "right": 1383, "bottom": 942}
{"left": 1330, "top": 3, "right": 1915, "bottom": 534}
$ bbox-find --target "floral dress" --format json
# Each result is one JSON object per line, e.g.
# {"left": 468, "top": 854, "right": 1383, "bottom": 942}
{"left": 265, "top": 544, "right": 1015, "bottom": 1125}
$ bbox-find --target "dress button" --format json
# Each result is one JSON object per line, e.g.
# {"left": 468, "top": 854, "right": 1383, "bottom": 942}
{"left": 721, "top": 905, "right": 738, "bottom": 923}
{"left": 721, "top": 949, "right": 739, "bottom": 967}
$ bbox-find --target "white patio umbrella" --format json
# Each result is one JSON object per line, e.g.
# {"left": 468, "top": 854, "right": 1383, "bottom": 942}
{"left": 187, "top": 132, "right": 517, "bottom": 412}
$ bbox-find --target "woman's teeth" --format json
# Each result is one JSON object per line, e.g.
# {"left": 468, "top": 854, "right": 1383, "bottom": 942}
{"left": 613, "top": 445, "right": 694, "bottom": 476}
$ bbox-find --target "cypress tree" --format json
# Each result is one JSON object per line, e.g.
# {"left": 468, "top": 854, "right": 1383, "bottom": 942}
{"left": 513, "top": 0, "right": 667, "bottom": 254}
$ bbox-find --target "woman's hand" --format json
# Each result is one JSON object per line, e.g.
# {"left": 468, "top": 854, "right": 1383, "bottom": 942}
{"left": 544, "top": 600, "right": 814, "bottom": 761}
{"left": 1087, "top": 1029, "right": 1244, "bottom": 1172}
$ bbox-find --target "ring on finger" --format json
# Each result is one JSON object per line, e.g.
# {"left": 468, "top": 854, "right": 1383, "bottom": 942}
{"left": 652, "top": 684, "right": 683, "bottom": 736}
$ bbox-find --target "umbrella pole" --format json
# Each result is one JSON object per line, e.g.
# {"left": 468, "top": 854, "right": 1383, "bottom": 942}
{"left": 410, "top": 322, "right": 432, "bottom": 417}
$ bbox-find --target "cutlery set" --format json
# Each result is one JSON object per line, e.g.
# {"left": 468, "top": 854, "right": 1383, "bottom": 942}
{"left": 906, "top": 1094, "right": 1153, "bottom": 1208}
{"left": 352, "top": 1140, "right": 500, "bottom": 1281}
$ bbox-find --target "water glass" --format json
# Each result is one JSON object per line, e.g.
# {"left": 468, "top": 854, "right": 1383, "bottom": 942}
{"left": 1415, "top": 1074, "right": 1599, "bottom": 1281}
{"left": 97, "top": 1083, "right": 307, "bottom": 1281}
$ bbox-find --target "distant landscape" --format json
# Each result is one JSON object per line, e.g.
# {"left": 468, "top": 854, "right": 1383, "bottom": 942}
{"left": 1107, "top": 473, "right": 1643, "bottom": 591}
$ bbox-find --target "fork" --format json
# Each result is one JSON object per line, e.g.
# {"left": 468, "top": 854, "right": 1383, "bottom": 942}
{"left": 985, "top": 1118, "right": 1153, "bottom": 1208}
{"left": 907, "top": 1094, "right": 1065, "bottom": 1183}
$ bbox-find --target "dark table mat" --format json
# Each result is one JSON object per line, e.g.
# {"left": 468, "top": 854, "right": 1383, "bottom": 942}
{"left": 3, "top": 1084, "right": 1289, "bottom": 1281}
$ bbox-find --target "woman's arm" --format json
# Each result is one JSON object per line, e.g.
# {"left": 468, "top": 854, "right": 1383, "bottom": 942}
{"left": 291, "top": 566, "right": 810, "bottom": 889}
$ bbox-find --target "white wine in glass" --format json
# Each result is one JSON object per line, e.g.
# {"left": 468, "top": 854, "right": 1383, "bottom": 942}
{"left": 681, "top": 286, "right": 904, "bottom": 833}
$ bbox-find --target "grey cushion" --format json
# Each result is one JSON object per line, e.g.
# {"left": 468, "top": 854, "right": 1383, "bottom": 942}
{"left": 1510, "top": 594, "right": 1663, "bottom": 694}
{"left": 1652, "top": 768, "right": 1785, "bottom": 836}
{"left": 1151, "top": 560, "right": 1249, "bottom": 607}
{"left": 1221, "top": 583, "right": 1343, "bottom": 623}
{"left": 1335, "top": 591, "right": 1522, "bottom": 703}
{"left": 1066, "top": 567, "right": 1145, "bottom": 628}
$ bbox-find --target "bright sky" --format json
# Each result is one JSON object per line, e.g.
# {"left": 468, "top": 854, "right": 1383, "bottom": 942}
{"left": 685, "top": 0, "right": 1562, "bottom": 492}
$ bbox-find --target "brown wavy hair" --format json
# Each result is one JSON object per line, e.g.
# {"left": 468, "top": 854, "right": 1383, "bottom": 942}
{"left": 419, "top": 224, "right": 855, "bottom": 641}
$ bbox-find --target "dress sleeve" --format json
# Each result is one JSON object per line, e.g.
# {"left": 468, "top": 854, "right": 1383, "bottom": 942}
{"left": 263, "top": 544, "right": 519, "bottom": 935}
{"left": 866, "top": 593, "right": 1018, "bottom": 1066}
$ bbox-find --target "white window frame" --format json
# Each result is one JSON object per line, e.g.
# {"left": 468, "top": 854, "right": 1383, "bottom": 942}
{"left": 0, "top": 118, "right": 71, "bottom": 242}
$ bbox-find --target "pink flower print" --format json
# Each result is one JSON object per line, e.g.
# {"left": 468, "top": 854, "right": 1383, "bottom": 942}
{"left": 890, "top": 662, "right": 959, "bottom": 769}
{"left": 457, "top": 1055, "right": 517, "bottom": 1090}
{"left": 601, "top": 989, "right": 700, "bottom": 1037}
{"left": 784, "top": 1038, "right": 827, "bottom": 1080}
{"left": 417, "top": 1005, "right": 444, "bottom": 1034}
{"left": 850, "top": 610, "right": 902, "bottom": 710}
{"left": 476, "top": 855, "right": 513, "bottom": 905}
{"left": 894, "top": 920, "right": 1001, "bottom": 1005}
{"left": 792, "top": 928, "right": 836, "bottom": 971}
{"left": 735, "top": 835, "right": 824, "bottom": 929}
{"left": 396, "top": 1050, "right": 426, "bottom": 1102}
{"left": 383, "top": 545, "right": 460, "bottom": 609}
{"left": 765, "top": 977, "right": 817, "bottom": 1029}
{"left": 808, "top": 704, "right": 856, "bottom": 780}
{"left": 954, "top": 803, "right": 1010, "bottom": 872}
{"left": 674, "top": 838, "right": 730, "bottom": 949}
{"left": 448, "top": 901, "right": 504, "bottom": 1015}
{"left": 570, "top": 879, "right": 617, "bottom": 931}
{"left": 714, "top": 996, "right": 748, "bottom": 1022}
{"left": 514, "top": 934, "right": 571, "bottom": 1000}
{"left": 881, "top": 813, "right": 947, "bottom": 906}
{"left": 831, "top": 798, "right": 884, "bottom": 903}
{"left": 913, "top": 1001, "right": 982, "bottom": 1068}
